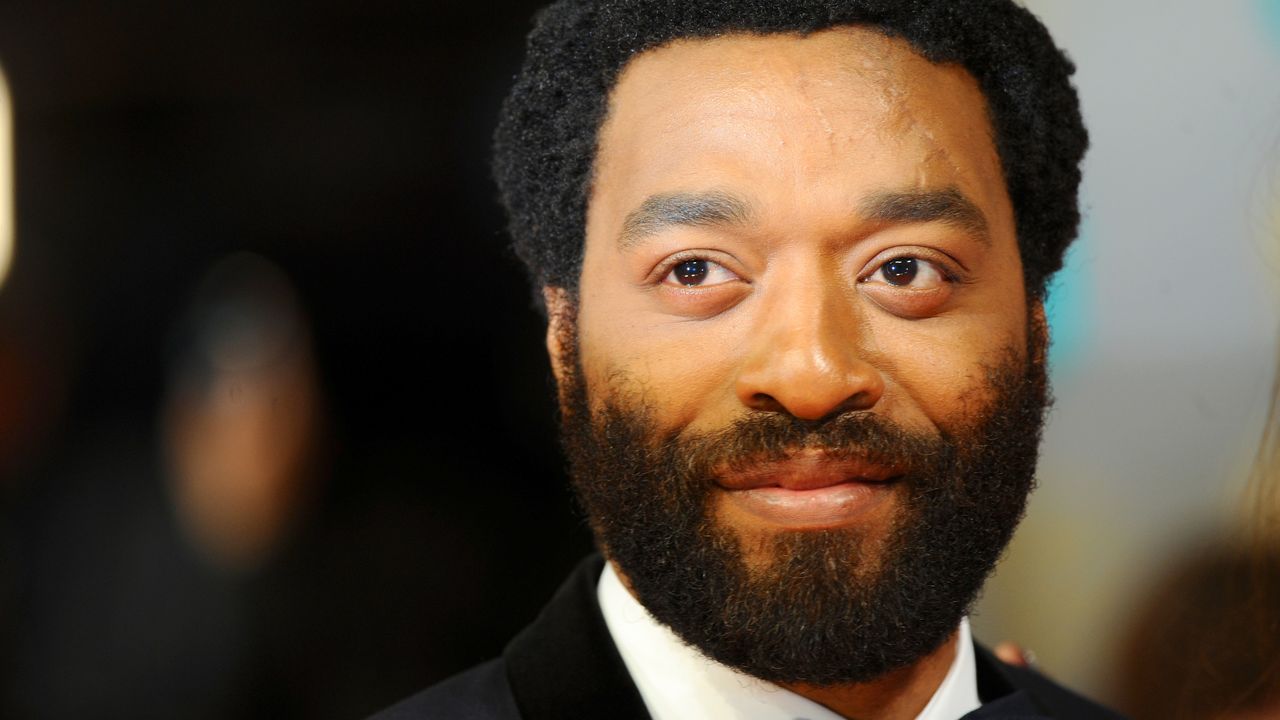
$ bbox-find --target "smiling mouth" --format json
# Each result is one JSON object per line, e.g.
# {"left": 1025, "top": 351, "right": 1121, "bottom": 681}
{"left": 714, "top": 449, "right": 904, "bottom": 529}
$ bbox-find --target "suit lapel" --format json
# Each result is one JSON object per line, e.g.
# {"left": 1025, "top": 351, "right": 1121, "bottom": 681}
{"left": 501, "top": 555, "right": 1099, "bottom": 720}
{"left": 503, "top": 555, "right": 651, "bottom": 720}
{"left": 963, "top": 643, "right": 1052, "bottom": 719}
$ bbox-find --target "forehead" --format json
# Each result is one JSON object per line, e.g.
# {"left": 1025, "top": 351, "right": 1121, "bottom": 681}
{"left": 590, "top": 26, "right": 1010, "bottom": 234}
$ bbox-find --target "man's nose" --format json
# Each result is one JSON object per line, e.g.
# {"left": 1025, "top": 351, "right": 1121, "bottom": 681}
{"left": 734, "top": 285, "right": 885, "bottom": 421}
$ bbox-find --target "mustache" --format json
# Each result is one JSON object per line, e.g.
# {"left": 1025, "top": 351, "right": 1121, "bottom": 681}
{"left": 656, "top": 410, "right": 952, "bottom": 482}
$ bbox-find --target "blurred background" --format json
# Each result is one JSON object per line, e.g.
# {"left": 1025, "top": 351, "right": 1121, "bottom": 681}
{"left": 972, "top": 0, "right": 1280, "bottom": 710}
{"left": 0, "top": 0, "right": 1275, "bottom": 718}
{"left": 0, "top": 2, "right": 593, "bottom": 718}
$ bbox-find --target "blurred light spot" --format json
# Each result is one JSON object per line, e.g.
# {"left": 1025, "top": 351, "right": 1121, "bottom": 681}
{"left": 0, "top": 68, "right": 12, "bottom": 292}
{"left": 1045, "top": 221, "right": 1095, "bottom": 374}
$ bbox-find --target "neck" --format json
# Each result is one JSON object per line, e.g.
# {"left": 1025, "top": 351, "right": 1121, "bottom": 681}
{"left": 781, "top": 631, "right": 959, "bottom": 720}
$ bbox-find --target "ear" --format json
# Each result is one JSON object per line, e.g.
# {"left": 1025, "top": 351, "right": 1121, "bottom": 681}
{"left": 543, "top": 285, "right": 572, "bottom": 387}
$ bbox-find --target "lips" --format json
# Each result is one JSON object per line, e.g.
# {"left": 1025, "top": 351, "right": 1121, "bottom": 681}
{"left": 714, "top": 448, "right": 903, "bottom": 490}
{"left": 714, "top": 449, "right": 903, "bottom": 529}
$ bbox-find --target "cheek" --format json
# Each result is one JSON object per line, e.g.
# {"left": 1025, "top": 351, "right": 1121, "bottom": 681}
{"left": 892, "top": 342, "right": 989, "bottom": 422}
{"left": 872, "top": 309, "right": 1027, "bottom": 431}
{"left": 576, "top": 231, "right": 755, "bottom": 432}
{"left": 577, "top": 302, "right": 746, "bottom": 430}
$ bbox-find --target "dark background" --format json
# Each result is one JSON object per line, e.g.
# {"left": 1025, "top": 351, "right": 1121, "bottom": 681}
{"left": 0, "top": 2, "right": 595, "bottom": 717}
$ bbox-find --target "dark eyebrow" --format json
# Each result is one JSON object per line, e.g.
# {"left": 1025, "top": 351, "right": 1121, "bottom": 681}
{"left": 618, "top": 191, "right": 753, "bottom": 249}
{"left": 859, "top": 187, "right": 989, "bottom": 243}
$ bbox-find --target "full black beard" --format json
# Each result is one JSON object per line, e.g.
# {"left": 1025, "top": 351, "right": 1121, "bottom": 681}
{"left": 557, "top": 314, "right": 1049, "bottom": 687}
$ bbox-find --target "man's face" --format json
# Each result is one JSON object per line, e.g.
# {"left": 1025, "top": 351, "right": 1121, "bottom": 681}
{"left": 549, "top": 27, "right": 1047, "bottom": 684}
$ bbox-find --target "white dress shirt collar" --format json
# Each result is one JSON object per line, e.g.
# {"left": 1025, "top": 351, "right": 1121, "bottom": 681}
{"left": 598, "top": 562, "right": 981, "bottom": 720}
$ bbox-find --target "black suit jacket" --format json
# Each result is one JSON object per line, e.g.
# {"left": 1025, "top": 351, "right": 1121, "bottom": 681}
{"left": 373, "top": 556, "right": 1126, "bottom": 719}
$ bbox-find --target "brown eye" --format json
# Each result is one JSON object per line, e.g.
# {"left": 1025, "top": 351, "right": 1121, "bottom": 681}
{"left": 881, "top": 257, "right": 917, "bottom": 286}
{"left": 661, "top": 257, "right": 740, "bottom": 288}
{"left": 675, "top": 259, "right": 709, "bottom": 285}
{"left": 864, "top": 256, "right": 946, "bottom": 290}
{"left": 859, "top": 254, "right": 954, "bottom": 318}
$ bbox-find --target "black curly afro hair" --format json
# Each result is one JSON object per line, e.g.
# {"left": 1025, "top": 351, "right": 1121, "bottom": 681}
{"left": 493, "top": 0, "right": 1087, "bottom": 304}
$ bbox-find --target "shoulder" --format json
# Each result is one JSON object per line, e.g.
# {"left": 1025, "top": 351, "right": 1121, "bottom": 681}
{"left": 972, "top": 644, "right": 1128, "bottom": 719}
{"left": 367, "top": 658, "right": 521, "bottom": 720}
{"left": 1004, "top": 662, "right": 1127, "bottom": 719}
{"left": 368, "top": 555, "right": 644, "bottom": 720}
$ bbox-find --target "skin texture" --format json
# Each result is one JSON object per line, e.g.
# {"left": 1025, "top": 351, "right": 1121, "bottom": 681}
{"left": 546, "top": 27, "right": 1039, "bottom": 720}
